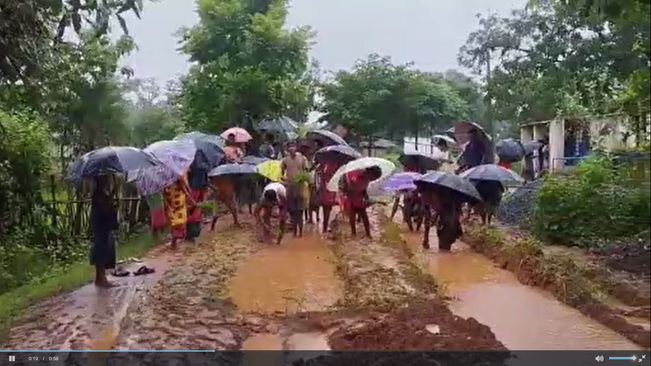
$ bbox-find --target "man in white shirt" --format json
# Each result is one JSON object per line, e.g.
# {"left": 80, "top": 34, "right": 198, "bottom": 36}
{"left": 254, "top": 182, "right": 288, "bottom": 244}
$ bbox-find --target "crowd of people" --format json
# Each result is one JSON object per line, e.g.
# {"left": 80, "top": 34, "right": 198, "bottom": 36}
{"left": 86, "top": 125, "right": 548, "bottom": 288}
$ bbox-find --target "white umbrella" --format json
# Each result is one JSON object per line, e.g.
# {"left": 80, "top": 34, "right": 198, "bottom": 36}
{"left": 326, "top": 157, "right": 396, "bottom": 193}
{"left": 432, "top": 134, "right": 457, "bottom": 145}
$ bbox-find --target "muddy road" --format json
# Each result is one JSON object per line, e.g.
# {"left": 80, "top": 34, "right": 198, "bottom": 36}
{"left": 0, "top": 207, "right": 642, "bottom": 355}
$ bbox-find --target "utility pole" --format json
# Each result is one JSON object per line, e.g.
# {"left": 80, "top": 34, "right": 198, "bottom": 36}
{"left": 485, "top": 49, "right": 494, "bottom": 141}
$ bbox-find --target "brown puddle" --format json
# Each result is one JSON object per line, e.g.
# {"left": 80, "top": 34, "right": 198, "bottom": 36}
{"left": 401, "top": 230, "right": 642, "bottom": 350}
{"left": 227, "top": 233, "right": 343, "bottom": 314}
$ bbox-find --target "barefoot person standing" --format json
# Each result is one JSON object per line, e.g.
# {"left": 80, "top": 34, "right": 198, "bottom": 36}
{"left": 90, "top": 175, "right": 119, "bottom": 288}
{"left": 280, "top": 140, "right": 309, "bottom": 214}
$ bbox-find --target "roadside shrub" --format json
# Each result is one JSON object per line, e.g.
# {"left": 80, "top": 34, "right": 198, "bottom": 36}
{"left": 531, "top": 155, "right": 650, "bottom": 247}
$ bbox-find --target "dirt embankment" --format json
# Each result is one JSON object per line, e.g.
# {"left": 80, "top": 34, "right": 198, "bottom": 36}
{"left": 323, "top": 207, "right": 507, "bottom": 353}
{"left": 462, "top": 221, "right": 650, "bottom": 349}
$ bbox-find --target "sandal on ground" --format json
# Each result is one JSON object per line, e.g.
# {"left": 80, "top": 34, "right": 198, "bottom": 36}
{"left": 134, "top": 266, "right": 156, "bottom": 276}
{"left": 111, "top": 268, "right": 130, "bottom": 277}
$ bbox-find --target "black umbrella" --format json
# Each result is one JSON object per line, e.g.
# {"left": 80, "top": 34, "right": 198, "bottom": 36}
{"left": 240, "top": 155, "right": 269, "bottom": 166}
{"left": 65, "top": 146, "right": 161, "bottom": 183}
{"left": 208, "top": 163, "right": 257, "bottom": 177}
{"left": 415, "top": 171, "right": 483, "bottom": 202}
{"left": 399, "top": 152, "right": 442, "bottom": 171}
{"left": 495, "top": 138, "right": 526, "bottom": 163}
{"left": 306, "top": 130, "right": 348, "bottom": 146}
{"left": 459, "top": 164, "right": 524, "bottom": 184}
{"left": 314, "top": 145, "right": 362, "bottom": 165}
{"left": 174, "top": 131, "right": 225, "bottom": 170}
{"left": 522, "top": 140, "right": 543, "bottom": 155}
{"left": 256, "top": 116, "right": 298, "bottom": 135}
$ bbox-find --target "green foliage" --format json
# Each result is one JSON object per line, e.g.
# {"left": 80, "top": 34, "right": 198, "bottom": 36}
{"left": 531, "top": 156, "right": 651, "bottom": 247}
{"left": 0, "top": 0, "right": 145, "bottom": 85}
{"left": 320, "top": 54, "right": 472, "bottom": 140}
{"left": 177, "top": 0, "right": 316, "bottom": 132}
{"left": 460, "top": 0, "right": 650, "bottom": 140}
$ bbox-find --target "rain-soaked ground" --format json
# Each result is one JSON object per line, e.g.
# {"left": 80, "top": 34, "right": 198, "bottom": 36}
{"left": 394, "top": 211, "right": 641, "bottom": 351}
{"left": 0, "top": 206, "right": 643, "bottom": 354}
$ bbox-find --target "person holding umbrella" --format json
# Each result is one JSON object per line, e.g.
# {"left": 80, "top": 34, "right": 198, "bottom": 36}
{"left": 224, "top": 133, "right": 244, "bottom": 163}
{"left": 339, "top": 166, "right": 383, "bottom": 238}
{"left": 456, "top": 128, "right": 485, "bottom": 174}
{"left": 313, "top": 142, "right": 361, "bottom": 233}
{"left": 415, "top": 172, "right": 483, "bottom": 251}
{"left": 163, "top": 173, "right": 196, "bottom": 249}
{"left": 90, "top": 175, "right": 119, "bottom": 287}
{"left": 258, "top": 133, "right": 277, "bottom": 159}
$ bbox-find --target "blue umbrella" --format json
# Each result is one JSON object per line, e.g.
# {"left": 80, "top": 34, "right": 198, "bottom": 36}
{"left": 306, "top": 130, "right": 348, "bottom": 146}
{"left": 314, "top": 145, "right": 362, "bottom": 165}
{"left": 381, "top": 172, "right": 421, "bottom": 192}
{"left": 145, "top": 140, "right": 196, "bottom": 175}
{"left": 174, "top": 131, "right": 225, "bottom": 170}
{"left": 128, "top": 140, "right": 197, "bottom": 195}
{"left": 415, "top": 171, "right": 483, "bottom": 202}
{"left": 65, "top": 146, "right": 161, "bottom": 183}
{"left": 208, "top": 163, "right": 258, "bottom": 178}
{"left": 256, "top": 116, "right": 298, "bottom": 134}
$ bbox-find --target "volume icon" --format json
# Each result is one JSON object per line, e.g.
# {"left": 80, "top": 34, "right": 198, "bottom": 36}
{"left": 596, "top": 355, "right": 605, "bottom": 362}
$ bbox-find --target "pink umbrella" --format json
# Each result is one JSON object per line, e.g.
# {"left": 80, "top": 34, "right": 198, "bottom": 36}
{"left": 220, "top": 127, "right": 253, "bottom": 143}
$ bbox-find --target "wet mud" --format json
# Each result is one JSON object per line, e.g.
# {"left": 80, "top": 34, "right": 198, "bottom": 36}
{"left": 227, "top": 234, "right": 342, "bottom": 315}
{"left": 1, "top": 246, "right": 174, "bottom": 351}
{"left": 463, "top": 221, "right": 649, "bottom": 349}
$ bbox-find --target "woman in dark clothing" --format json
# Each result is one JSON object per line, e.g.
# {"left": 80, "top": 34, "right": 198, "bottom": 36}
{"left": 420, "top": 186, "right": 465, "bottom": 251}
{"left": 456, "top": 128, "right": 485, "bottom": 174}
{"left": 90, "top": 175, "right": 119, "bottom": 287}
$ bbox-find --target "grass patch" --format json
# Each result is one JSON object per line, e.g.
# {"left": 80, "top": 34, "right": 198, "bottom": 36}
{"left": 0, "top": 229, "right": 154, "bottom": 340}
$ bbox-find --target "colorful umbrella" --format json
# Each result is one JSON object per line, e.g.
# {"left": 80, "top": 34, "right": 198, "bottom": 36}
{"left": 128, "top": 140, "right": 197, "bottom": 195}
{"left": 145, "top": 140, "right": 196, "bottom": 175}
{"left": 381, "top": 172, "right": 421, "bottom": 192}
{"left": 326, "top": 157, "right": 396, "bottom": 193}
{"left": 65, "top": 146, "right": 161, "bottom": 184}
{"left": 174, "top": 131, "right": 225, "bottom": 170}
{"left": 256, "top": 160, "right": 282, "bottom": 182}
{"left": 221, "top": 127, "right": 253, "bottom": 143}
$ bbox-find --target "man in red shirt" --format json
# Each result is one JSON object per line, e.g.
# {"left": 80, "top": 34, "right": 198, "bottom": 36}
{"left": 339, "top": 166, "right": 382, "bottom": 238}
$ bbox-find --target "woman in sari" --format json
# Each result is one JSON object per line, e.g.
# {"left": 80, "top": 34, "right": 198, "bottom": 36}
{"left": 163, "top": 173, "right": 195, "bottom": 249}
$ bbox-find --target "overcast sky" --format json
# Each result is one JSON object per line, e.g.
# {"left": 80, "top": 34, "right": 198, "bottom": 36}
{"left": 121, "top": 0, "right": 527, "bottom": 84}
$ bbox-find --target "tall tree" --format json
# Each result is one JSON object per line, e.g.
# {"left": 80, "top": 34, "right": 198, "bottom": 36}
{"left": 0, "top": 0, "right": 145, "bottom": 85}
{"left": 320, "top": 54, "right": 470, "bottom": 142}
{"left": 459, "top": 0, "right": 650, "bottom": 139}
{"left": 177, "top": 0, "right": 314, "bottom": 133}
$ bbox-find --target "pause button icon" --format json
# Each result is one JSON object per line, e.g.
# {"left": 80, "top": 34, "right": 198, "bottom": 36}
{"left": 8, "top": 355, "right": 16, "bottom": 362}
